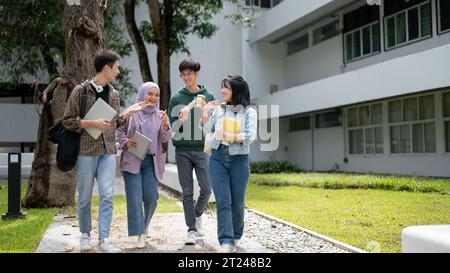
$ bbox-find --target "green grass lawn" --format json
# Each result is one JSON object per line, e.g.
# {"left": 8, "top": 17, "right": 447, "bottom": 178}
{"left": 246, "top": 173, "right": 450, "bottom": 253}
{"left": 0, "top": 181, "right": 181, "bottom": 253}
{"left": 0, "top": 182, "right": 58, "bottom": 253}
{"left": 250, "top": 173, "right": 450, "bottom": 194}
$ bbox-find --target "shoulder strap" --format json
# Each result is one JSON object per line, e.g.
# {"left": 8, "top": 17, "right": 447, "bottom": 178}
{"left": 79, "top": 83, "right": 88, "bottom": 119}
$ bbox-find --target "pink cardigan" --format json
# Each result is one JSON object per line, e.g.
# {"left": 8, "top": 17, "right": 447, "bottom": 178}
{"left": 116, "top": 112, "right": 172, "bottom": 181}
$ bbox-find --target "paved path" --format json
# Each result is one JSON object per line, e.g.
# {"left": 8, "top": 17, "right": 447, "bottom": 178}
{"left": 36, "top": 211, "right": 273, "bottom": 253}
{"left": 36, "top": 177, "right": 273, "bottom": 253}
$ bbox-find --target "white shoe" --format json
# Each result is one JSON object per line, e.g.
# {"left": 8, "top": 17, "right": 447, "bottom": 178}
{"left": 185, "top": 231, "right": 197, "bottom": 245}
{"left": 196, "top": 216, "right": 205, "bottom": 236}
{"left": 98, "top": 238, "right": 121, "bottom": 253}
{"left": 218, "top": 243, "right": 236, "bottom": 253}
{"left": 79, "top": 233, "right": 92, "bottom": 251}
{"left": 234, "top": 239, "right": 240, "bottom": 248}
{"left": 144, "top": 228, "right": 149, "bottom": 238}
{"left": 135, "top": 234, "right": 146, "bottom": 249}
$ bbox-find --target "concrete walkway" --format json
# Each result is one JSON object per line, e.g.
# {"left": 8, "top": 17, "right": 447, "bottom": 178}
{"left": 36, "top": 177, "right": 273, "bottom": 253}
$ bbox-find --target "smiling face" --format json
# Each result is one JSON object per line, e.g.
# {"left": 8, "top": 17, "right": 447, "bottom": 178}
{"left": 145, "top": 86, "right": 160, "bottom": 107}
{"left": 180, "top": 69, "right": 199, "bottom": 90}
{"left": 105, "top": 61, "right": 120, "bottom": 82}
{"left": 221, "top": 81, "right": 232, "bottom": 103}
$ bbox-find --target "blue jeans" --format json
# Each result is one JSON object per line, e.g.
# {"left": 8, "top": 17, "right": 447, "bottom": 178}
{"left": 209, "top": 145, "right": 250, "bottom": 246}
{"left": 76, "top": 154, "right": 116, "bottom": 240}
{"left": 122, "top": 154, "right": 159, "bottom": 236}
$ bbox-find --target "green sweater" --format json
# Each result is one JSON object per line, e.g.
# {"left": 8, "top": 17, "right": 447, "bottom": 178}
{"left": 168, "top": 86, "right": 215, "bottom": 151}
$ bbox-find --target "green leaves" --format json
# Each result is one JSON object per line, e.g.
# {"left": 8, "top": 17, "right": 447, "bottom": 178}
{"left": 0, "top": 0, "right": 64, "bottom": 84}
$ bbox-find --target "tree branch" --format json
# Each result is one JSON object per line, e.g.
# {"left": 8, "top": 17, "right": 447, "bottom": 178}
{"left": 124, "top": 0, "right": 153, "bottom": 82}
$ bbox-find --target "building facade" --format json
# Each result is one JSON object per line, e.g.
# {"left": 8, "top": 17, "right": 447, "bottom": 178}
{"left": 245, "top": 0, "right": 450, "bottom": 177}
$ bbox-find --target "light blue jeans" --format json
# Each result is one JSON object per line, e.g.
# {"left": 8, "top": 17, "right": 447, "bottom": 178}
{"left": 122, "top": 154, "right": 159, "bottom": 236}
{"left": 208, "top": 145, "right": 250, "bottom": 246}
{"left": 76, "top": 154, "right": 116, "bottom": 240}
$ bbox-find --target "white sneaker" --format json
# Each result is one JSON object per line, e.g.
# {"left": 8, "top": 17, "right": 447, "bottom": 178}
{"left": 185, "top": 231, "right": 197, "bottom": 245}
{"left": 79, "top": 233, "right": 92, "bottom": 251}
{"left": 218, "top": 243, "right": 236, "bottom": 253}
{"left": 98, "top": 238, "right": 121, "bottom": 253}
{"left": 135, "top": 234, "right": 146, "bottom": 249}
{"left": 196, "top": 216, "right": 205, "bottom": 236}
{"left": 234, "top": 239, "right": 240, "bottom": 248}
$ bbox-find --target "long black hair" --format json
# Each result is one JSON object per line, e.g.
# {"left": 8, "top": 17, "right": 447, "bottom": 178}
{"left": 221, "top": 75, "right": 251, "bottom": 108}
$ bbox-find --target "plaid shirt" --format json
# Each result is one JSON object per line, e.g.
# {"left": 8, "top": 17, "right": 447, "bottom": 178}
{"left": 62, "top": 80, "right": 124, "bottom": 156}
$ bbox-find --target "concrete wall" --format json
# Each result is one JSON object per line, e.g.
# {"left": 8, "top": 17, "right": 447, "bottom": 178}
{"left": 254, "top": 43, "right": 450, "bottom": 119}
{"left": 285, "top": 35, "right": 343, "bottom": 88}
{"left": 0, "top": 104, "right": 39, "bottom": 142}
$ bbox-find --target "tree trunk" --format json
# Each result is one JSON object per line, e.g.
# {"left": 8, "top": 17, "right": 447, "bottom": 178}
{"left": 124, "top": 0, "right": 153, "bottom": 83}
{"left": 22, "top": 0, "right": 106, "bottom": 207}
{"left": 147, "top": 0, "right": 171, "bottom": 111}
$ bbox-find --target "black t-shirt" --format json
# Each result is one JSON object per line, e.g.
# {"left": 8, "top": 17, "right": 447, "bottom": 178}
{"left": 91, "top": 83, "right": 110, "bottom": 104}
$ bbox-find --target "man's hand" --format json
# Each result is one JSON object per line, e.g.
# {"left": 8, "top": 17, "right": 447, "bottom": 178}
{"left": 126, "top": 139, "right": 137, "bottom": 149}
{"left": 92, "top": 119, "right": 111, "bottom": 132}
{"left": 178, "top": 106, "right": 191, "bottom": 122}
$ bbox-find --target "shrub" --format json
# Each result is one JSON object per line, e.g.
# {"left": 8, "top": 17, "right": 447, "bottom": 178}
{"left": 250, "top": 161, "right": 301, "bottom": 174}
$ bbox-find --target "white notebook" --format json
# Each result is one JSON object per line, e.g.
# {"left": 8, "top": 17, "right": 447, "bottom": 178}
{"left": 129, "top": 131, "right": 152, "bottom": 160}
{"left": 83, "top": 98, "right": 117, "bottom": 140}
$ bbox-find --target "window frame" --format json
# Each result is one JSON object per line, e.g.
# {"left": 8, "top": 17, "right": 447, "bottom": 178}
{"left": 443, "top": 91, "right": 450, "bottom": 153}
{"left": 437, "top": 0, "right": 450, "bottom": 34}
{"left": 347, "top": 103, "right": 384, "bottom": 156}
{"left": 344, "top": 21, "right": 381, "bottom": 63}
{"left": 287, "top": 33, "right": 310, "bottom": 56}
{"left": 388, "top": 94, "right": 437, "bottom": 155}
{"left": 312, "top": 20, "right": 340, "bottom": 46}
{"left": 289, "top": 115, "right": 312, "bottom": 132}
{"left": 384, "top": 0, "right": 432, "bottom": 51}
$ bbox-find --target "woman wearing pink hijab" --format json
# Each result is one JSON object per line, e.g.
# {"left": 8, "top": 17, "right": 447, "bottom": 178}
{"left": 116, "top": 82, "right": 171, "bottom": 248}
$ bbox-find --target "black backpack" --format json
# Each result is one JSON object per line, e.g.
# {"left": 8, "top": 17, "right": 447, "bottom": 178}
{"left": 48, "top": 84, "right": 88, "bottom": 172}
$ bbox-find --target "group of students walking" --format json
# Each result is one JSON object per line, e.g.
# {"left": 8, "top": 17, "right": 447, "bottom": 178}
{"left": 62, "top": 50, "right": 257, "bottom": 253}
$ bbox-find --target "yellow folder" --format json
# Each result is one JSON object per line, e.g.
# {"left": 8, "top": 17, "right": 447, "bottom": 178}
{"left": 223, "top": 118, "right": 240, "bottom": 143}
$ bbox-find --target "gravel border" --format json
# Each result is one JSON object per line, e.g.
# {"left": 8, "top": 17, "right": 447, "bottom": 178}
{"left": 159, "top": 184, "right": 362, "bottom": 253}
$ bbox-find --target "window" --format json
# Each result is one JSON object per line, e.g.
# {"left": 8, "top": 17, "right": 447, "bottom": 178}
{"left": 384, "top": 0, "right": 431, "bottom": 50}
{"left": 389, "top": 94, "right": 436, "bottom": 154}
{"left": 316, "top": 111, "right": 342, "bottom": 128}
{"left": 443, "top": 92, "right": 450, "bottom": 152}
{"left": 344, "top": 5, "right": 381, "bottom": 62}
{"left": 347, "top": 103, "right": 383, "bottom": 155}
{"left": 287, "top": 34, "right": 309, "bottom": 56}
{"left": 313, "top": 20, "right": 340, "bottom": 45}
{"left": 245, "top": 0, "right": 284, "bottom": 8}
{"left": 289, "top": 116, "right": 311, "bottom": 132}
{"left": 438, "top": 0, "right": 450, "bottom": 33}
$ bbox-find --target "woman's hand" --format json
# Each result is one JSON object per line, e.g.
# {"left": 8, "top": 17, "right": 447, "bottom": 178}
{"left": 203, "top": 100, "right": 220, "bottom": 112}
{"left": 159, "top": 110, "right": 170, "bottom": 129}
{"left": 120, "top": 101, "right": 152, "bottom": 120}
{"left": 126, "top": 139, "right": 137, "bottom": 149}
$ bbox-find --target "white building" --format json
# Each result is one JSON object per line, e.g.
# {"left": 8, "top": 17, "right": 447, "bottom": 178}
{"left": 242, "top": 0, "right": 450, "bottom": 177}
{"left": 2, "top": 0, "right": 450, "bottom": 178}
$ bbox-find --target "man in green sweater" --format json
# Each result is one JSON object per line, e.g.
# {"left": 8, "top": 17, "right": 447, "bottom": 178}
{"left": 168, "top": 58, "right": 216, "bottom": 245}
